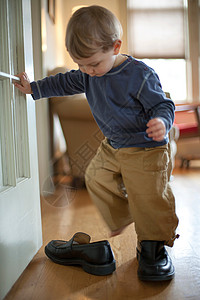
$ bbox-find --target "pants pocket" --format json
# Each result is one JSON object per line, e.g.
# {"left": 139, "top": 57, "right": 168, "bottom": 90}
{"left": 143, "top": 146, "right": 169, "bottom": 172}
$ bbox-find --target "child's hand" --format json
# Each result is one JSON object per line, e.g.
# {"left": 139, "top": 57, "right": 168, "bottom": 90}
{"left": 14, "top": 72, "right": 33, "bottom": 94}
{"left": 146, "top": 118, "right": 166, "bottom": 142}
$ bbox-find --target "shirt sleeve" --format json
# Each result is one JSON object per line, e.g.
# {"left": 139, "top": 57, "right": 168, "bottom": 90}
{"left": 137, "top": 70, "right": 175, "bottom": 133}
{"left": 30, "top": 69, "right": 85, "bottom": 100}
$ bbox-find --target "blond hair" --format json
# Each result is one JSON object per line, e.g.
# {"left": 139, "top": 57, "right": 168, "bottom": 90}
{"left": 65, "top": 5, "right": 123, "bottom": 59}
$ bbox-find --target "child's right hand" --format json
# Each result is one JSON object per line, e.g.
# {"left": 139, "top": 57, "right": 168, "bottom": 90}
{"left": 14, "top": 72, "right": 33, "bottom": 94}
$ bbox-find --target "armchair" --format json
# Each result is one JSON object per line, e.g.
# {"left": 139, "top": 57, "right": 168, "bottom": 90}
{"left": 48, "top": 67, "right": 104, "bottom": 186}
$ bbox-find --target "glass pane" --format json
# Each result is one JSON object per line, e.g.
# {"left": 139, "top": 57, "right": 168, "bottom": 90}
{"left": 127, "top": 0, "right": 185, "bottom": 58}
{"left": 13, "top": 88, "right": 30, "bottom": 179}
{"left": 0, "top": 0, "right": 10, "bottom": 74}
{"left": 8, "top": 0, "right": 30, "bottom": 180}
{"left": 0, "top": 0, "right": 30, "bottom": 189}
{"left": 0, "top": 0, "right": 16, "bottom": 188}
{"left": 128, "top": 9, "right": 185, "bottom": 58}
{"left": 0, "top": 84, "right": 3, "bottom": 189}
{"left": 8, "top": 0, "right": 24, "bottom": 76}
{"left": 0, "top": 146, "right": 2, "bottom": 189}
{"left": 0, "top": 78, "right": 16, "bottom": 187}
{"left": 128, "top": 0, "right": 184, "bottom": 9}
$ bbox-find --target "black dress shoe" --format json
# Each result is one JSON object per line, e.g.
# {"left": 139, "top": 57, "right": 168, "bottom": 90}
{"left": 45, "top": 232, "right": 116, "bottom": 276}
{"left": 137, "top": 241, "right": 175, "bottom": 281}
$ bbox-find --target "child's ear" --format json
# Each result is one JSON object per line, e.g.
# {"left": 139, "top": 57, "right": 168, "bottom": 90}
{"left": 113, "top": 40, "right": 122, "bottom": 55}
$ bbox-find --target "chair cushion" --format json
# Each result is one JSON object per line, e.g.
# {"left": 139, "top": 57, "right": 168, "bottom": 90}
{"left": 174, "top": 122, "right": 198, "bottom": 137}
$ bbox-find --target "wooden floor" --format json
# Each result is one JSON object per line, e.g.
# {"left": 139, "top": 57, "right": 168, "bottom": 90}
{"left": 5, "top": 165, "right": 200, "bottom": 300}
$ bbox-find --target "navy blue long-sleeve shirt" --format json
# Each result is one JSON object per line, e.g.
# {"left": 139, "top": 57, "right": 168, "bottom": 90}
{"left": 31, "top": 56, "right": 175, "bottom": 148}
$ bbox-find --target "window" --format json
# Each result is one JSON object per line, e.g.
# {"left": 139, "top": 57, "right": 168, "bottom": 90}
{"left": 0, "top": 0, "right": 30, "bottom": 190}
{"left": 0, "top": 138, "right": 2, "bottom": 188}
{"left": 127, "top": 0, "right": 199, "bottom": 103}
{"left": 141, "top": 59, "right": 186, "bottom": 102}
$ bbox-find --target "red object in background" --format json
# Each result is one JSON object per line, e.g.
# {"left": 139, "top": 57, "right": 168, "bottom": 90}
{"left": 174, "top": 104, "right": 200, "bottom": 138}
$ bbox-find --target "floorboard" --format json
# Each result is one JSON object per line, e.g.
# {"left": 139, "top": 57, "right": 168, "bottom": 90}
{"left": 4, "top": 166, "right": 200, "bottom": 300}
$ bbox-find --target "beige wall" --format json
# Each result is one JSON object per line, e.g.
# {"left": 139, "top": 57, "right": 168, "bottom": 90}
{"left": 32, "top": 0, "right": 52, "bottom": 194}
{"left": 42, "top": 0, "right": 66, "bottom": 72}
{"left": 31, "top": 0, "right": 68, "bottom": 193}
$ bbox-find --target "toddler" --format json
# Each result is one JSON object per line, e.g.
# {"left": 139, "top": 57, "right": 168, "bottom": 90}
{"left": 15, "top": 5, "right": 179, "bottom": 281}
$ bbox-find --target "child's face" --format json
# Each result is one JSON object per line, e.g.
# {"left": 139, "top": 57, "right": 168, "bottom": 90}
{"left": 70, "top": 45, "right": 120, "bottom": 77}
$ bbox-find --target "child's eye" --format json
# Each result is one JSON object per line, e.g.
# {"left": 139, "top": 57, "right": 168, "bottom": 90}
{"left": 91, "top": 63, "right": 100, "bottom": 67}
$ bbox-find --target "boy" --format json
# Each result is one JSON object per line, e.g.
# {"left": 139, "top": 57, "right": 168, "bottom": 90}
{"left": 15, "top": 5, "right": 179, "bottom": 281}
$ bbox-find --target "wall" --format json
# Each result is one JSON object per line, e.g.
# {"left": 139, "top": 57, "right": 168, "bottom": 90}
{"left": 31, "top": 0, "right": 67, "bottom": 193}
{"left": 41, "top": 0, "right": 66, "bottom": 71}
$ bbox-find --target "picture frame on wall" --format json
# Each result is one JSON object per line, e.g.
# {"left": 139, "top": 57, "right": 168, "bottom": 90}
{"left": 48, "top": 0, "right": 55, "bottom": 23}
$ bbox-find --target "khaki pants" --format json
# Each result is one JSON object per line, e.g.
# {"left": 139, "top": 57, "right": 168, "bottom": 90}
{"left": 85, "top": 138, "right": 179, "bottom": 247}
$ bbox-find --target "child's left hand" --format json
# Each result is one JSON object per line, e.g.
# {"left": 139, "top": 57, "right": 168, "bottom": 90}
{"left": 146, "top": 118, "right": 166, "bottom": 142}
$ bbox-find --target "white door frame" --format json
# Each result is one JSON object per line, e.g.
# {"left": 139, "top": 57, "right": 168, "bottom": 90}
{"left": 0, "top": 1, "right": 42, "bottom": 298}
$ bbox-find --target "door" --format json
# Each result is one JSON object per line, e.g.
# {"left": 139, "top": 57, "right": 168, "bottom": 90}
{"left": 0, "top": 1, "right": 42, "bottom": 299}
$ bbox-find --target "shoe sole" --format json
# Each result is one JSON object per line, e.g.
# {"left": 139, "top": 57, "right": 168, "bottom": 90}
{"left": 45, "top": 246, "right": 116, "bottom": 276}
{"left": 138, "top": 272, "right": 175, "bottom": 281}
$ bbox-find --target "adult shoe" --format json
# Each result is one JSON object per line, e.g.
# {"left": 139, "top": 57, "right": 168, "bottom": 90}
{"left": 45, "top": 232, "right": 116, "bottom": 276}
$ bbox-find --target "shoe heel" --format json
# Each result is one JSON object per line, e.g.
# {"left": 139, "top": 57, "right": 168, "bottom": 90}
{"left": 83, "top": 260, "right": 116, "bottom": 276}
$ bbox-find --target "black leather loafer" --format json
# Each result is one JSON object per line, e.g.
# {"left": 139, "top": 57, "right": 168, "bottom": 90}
{"left": 45, "top": 232, "right": 116, "bottom": 276}
{"left": 137, "top": 241, "right": 175, "bottom": 281}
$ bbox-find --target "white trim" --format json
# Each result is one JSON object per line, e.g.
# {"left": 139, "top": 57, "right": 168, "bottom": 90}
{"left": 0, "top": 71, "right": 20, "bottom": 82}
